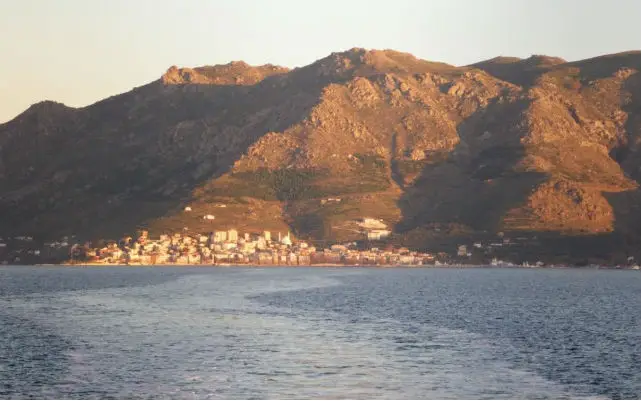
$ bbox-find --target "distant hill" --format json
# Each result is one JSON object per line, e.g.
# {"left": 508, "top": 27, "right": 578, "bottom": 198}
{"left": 2, "top": 48, "right": 641, "bottom": 264}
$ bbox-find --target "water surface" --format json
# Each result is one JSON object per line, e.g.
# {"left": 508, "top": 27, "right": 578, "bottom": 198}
{"left": 1, "top": 266, "right": 639, "bottom": 399}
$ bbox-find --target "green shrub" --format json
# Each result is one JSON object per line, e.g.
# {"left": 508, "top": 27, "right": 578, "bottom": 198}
{"left": 231, "top": 169, "right": 329, "bottom": 201}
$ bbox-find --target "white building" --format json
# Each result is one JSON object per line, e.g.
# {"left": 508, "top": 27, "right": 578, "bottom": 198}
{"left": 281, "top": 232, "right": 292, "bottom": 246}
{"left": 359, "top": 218, "right": 388, "bottom": 230}
{"left": 214, "top": 231, "right": 227, "bottom": 243}
{"left": 228, "top": 229, "right": 238, "bottom": 242}
{"left": 367, "top": 230, "right": 390, "bottom": 240}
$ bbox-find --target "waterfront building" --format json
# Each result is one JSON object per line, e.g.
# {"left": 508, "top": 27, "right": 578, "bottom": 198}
{"left": 228, "top": 229, "right": 238, "bottom": 242}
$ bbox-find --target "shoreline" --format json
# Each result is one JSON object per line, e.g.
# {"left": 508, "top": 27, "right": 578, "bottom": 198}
{"left": 55, "top": 262, "right": 430, "bottom": 268}
{"left": 24, "top": 262, "right": 641, "bottom": 270}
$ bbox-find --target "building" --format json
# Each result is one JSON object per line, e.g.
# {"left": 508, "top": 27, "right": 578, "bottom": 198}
{"left": 367, "top": 230, "right": 390, "bottom": 240}
{"left": 281, "top": 232, "right": 292, "bottom": 246}
{"left": 331, "top": 244, "right": 347, "bottom": 252}
{"left": 214, "top": 231, "right": 227, "bottom": 243}
{"left": 257, "top": 252, "right": 272, "bottom": 264}
{"left": 263, "top": 231, "right": 271, "bottom": 242}
{"left": 457, "top": 245, "right": 468, "bottom": 257}
{"left": 359, "top": 218, "right": 388, "bottom": 230}
{"left": 228, "top": 229, "right": 238, "bottom": 242}
{"left": 223, "top": 242, "right": 237, "bottom": 250}
{"left": 400, "top": 255, "right": 415, "bottom": 265}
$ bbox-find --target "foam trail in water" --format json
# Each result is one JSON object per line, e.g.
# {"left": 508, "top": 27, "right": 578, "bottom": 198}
{"left": 2, "top": 270, "right": 604, "bottom": 399}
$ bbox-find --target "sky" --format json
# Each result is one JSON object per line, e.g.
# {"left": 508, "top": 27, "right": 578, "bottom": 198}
{"left": 1, "top": 0, "right": 640, "bottom": 123}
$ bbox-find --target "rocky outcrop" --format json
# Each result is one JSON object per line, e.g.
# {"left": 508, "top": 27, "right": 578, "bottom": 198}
{"left": 161, "top": 62, "right": 289, "bottom": 85}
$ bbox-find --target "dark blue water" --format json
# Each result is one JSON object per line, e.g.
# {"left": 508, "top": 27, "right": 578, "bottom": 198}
{"left": 1, "top": 266, "right": 639, "bottom": 399}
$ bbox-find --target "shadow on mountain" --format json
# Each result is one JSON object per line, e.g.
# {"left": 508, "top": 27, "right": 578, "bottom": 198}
{"left": 0, "top": 67, "right": 350, "bottom": 242}
{"left": 470, "top": 55, "right": 566, "bottom": 87}
{"left": 597, "top": 68, "right": 641, "bottom": 263}
{"left": 395, "top": 97, "right": 547, "bottom": 240}
{"left": 0, "top": 50, "right": 461, "bottom": 245}
{"left": 392, "top": 67, "right": 641, "bottom": 265}
{"left": 513, "top": 55, "right": 641, "bottom": 265}
{"left": 569, "top": 51, "right": 641, "bottom": 82}
{"left": 472, "top": 53, "right": 641, "bottom": 89}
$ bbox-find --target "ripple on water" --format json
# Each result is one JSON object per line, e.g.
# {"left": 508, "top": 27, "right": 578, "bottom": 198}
{"left": 1, "top": 267, "right": 638, "bottom": 399}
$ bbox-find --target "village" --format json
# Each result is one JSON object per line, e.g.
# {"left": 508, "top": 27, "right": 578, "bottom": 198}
{"left": 1, "top": 212, "right": 638, "bottom": 268}
{"left": 65, "top": 227, "right": 438, "bottom": 266}
{"left": 0, "top": 212, "right": 589, "bottom": 267}
{"left": 1, "top": 229, "right": 640, "bottom": 268}
{"left": 0, "top": 224, "right": 497, "bottom": 267}
{"left": 57, "top": 214, "right": 531, "bottom": 267}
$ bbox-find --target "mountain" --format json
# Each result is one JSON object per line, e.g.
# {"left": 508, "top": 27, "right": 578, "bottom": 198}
{"left": 2, "top": 48, "right": 641, "bottom": 264}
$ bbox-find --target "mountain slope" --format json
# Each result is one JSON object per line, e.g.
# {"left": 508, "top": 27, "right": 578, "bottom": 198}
{"left": 2, "top": 48, "right": 641, "bottom": 264}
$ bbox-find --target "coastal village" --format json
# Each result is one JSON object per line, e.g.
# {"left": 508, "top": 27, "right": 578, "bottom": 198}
{"left": 0, "top": 228, "right": 436, "bottom": 267}
{"left": 1, "top": 229, "right": 640, "bottom": 268}
{"left": 0, "top": 211, "right": 463, "bottom": 266}
{"left": 1, "top": 213, "right": 640, "bottom": 268}
{"left": 68, "top": 228, "right": 437, "bottom": 266}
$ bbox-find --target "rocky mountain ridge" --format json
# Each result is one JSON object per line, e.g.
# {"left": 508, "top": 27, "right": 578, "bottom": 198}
{"left": 2, "top": 48, "right": 641, "bottom": 264}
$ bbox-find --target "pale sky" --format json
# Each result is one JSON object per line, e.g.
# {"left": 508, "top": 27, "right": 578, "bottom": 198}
{"left": 1, "top": 0, "right": 640, "bottom": 123}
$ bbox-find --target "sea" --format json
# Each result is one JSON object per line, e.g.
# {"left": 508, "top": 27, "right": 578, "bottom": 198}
{"left": 0, "top": 266, "right": 639, "bottom": 399}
